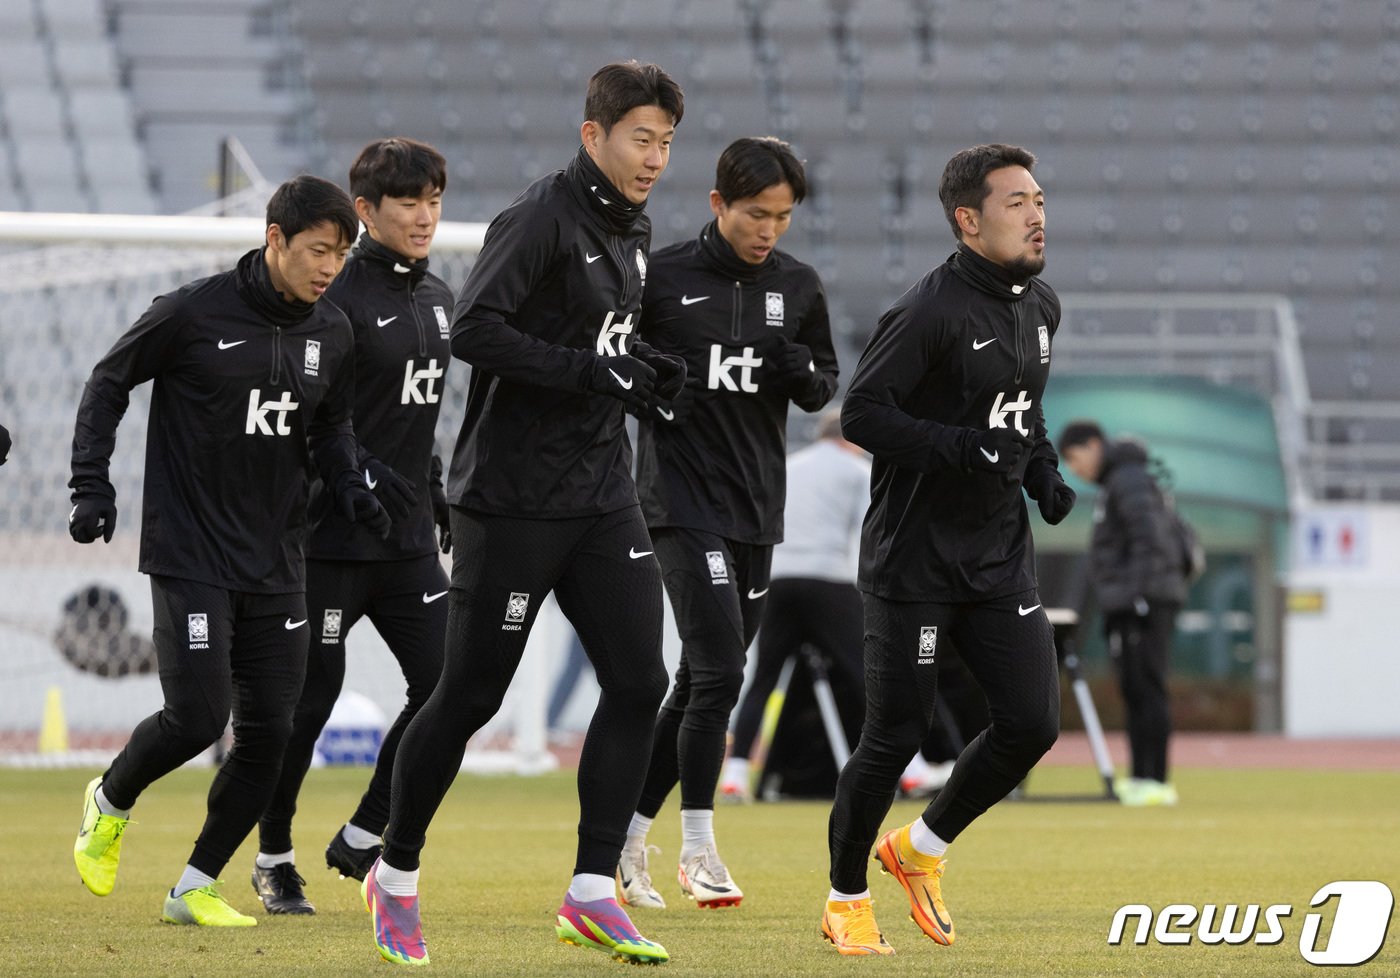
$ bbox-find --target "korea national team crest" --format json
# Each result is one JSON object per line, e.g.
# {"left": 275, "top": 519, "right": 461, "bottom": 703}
{"left": 304, "top": 339, "right": 321, "bottom": 376}
{"left": 503, "top": 592, "right": 529, "bottom": 631}
{"left": 765, "top": 291, "right": 785, "bottom": 327}
{"left": 433, "top": 305, "right": 450, "bottom": 338}
{"left": 635, "top": 248, "right": 647, "bottom": 286}
{"left": 918, "top": 626, "right": 937, "bottom": 664}
{"left": 188, "top": 613, "right": 209, "bottom": 650}
{"left": 322, "top": 608, "right": 342, "bottom": 641}
{"left": 705, "top": 550, "right": 729, "bottom": 585}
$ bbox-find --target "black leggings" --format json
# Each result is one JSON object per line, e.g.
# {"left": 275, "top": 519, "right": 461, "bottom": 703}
{"left": 1106, "top": 602, "right": 1178, "bottom": 783}
{"left": 259, "top": 554, "right": 447, "bottom": 854}
{"left": 636, "top": 529, "right": 771, "bottom": 815}
{"left": 382, "top": 506, "right": 667, "bottom": 877}
{"left": 828, "top": 590, "right": 1060, "bottom": 894}
{"left": 102, "top": 576, "right": 307, "bottom": 878}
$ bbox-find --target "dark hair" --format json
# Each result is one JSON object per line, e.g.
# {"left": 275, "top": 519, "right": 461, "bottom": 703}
{"left": 348, "top": 137, "right": 448, "bottom": 206}
{"left": 584, "top": 60, "right": 684, "bottom": 133}
{"left": 1057, "top": 419, "right": 1106, "bottom": 455}
{"left": 938, "top": 143, "right": 1037, "bottom": 239}
{"left": 266, "top": 174, "right": 358, "bottom": 247}
{"left": 715, "top": 136, "right": 808, "bottom": 204}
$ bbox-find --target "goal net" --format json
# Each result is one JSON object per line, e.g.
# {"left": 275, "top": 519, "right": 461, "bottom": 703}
{"left": 0, "top": 207, "right": 574, "bottom": 774}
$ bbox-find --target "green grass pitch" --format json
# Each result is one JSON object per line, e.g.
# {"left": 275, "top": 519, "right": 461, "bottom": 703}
{"left": 3, "top": 765, "right": 1397, "bottom": 977}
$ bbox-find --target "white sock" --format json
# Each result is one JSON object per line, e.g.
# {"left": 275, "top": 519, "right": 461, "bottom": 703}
{"left": 829, "top": 888, "right": 871, "bottom": 902}
{"left": 567, "top": 872, "right": 615, "bottom": 903}
{"left": 901, "top": 752, "right": 932, "bottom": 782}
{"left": 624, "top": 812, "right": 653, "bottom": 851}
{"left": 679, "top": 808, "right": 714, "bottom": 858}
{"left": 722, "top": 757, "right": 750, "bottom": 784}
{"left": 374, "top": 860, "right": 419, "bottom": 897}
{"left": 172, "top": 865, "right": 216, "bottom": 897}
{"left": 94, "top": 784, "right": 130, "bottom": 819}
{"left": 255, "top": 849, "right": 294, "bottom": 868}
{"left": 908, "top": 819, "right": 950, "bottom": 857}
{"left": 341, "top": 822, "right": 381, "bottom": 849}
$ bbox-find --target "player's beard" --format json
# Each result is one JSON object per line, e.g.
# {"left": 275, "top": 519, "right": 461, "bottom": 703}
{"left": 1004, "top": 253, "right": 1046, "bottom": 280}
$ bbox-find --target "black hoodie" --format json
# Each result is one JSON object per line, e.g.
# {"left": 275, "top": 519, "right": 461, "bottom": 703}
{"left": 308, "top": 232, "right": 455, "bottom": 560}
{"left": 1089, "top": 439, "right": 1189, "bottom": 612}
{"left": 70, "top": 248, "right": 359, "bottom": 593}
{"left": 446, "top": 147, "right": 654, "bottom": 518}
{"left": 842, "top": 244, "right": 1064, "bottom": 601}
{"left": 634, "top": 220, "right": 838, "bottom": 544}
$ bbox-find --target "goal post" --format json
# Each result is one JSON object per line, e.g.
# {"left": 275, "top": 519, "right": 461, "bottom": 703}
{"left": 0, "top": 209, "right": 563, "bottom": 775}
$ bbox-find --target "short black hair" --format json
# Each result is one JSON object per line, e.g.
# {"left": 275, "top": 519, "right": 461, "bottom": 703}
{"left": 715, "top": 136, "right": 807, "bottom": 205}
{"left": 349, "top": 137, "right": 448, "bottom": 206}
{"left": 584, "top": 60, "right": 684, "bottom": 133}
{"left": 266, "top": 174, "right": 358, "bottom": 247}
{"left": 938, "top": 143, "right": 1037, "bottom": 240}
{"left": 1057, "top": 419, "right": 1106, "bottom": 455}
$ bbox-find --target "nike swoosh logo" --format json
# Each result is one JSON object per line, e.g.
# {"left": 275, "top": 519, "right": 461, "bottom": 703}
{"left": 972, "top": 338, "right": 996, "bottom": 350}
{"left": 609, "top": 368, "right": 633, "bottom": 390}
{"left": 364, "top": 470, "right": 378, "bottom": 490}
{"left": 585, "top": 253, "right": 602, "bottom": 264}
{"left": 657, "top": 407, "right": 675, "bottom": 421}
{"left": 422, "top": 590, "right": 448, "bottom": 604}
{"left": 285, "top": 618, "right": 307, "bottom": 630}
{"left": 980, "top": 447, "right": 999, "bottom": 464}
{"left": 629, "top": 548, "right": 653, "bottom": 559}
{"left": 680, "top": 295, "right": 710, "bottom": 305}
{"left": 69, "top": 505, "right": 78, "bottom": 521}
{"left": 217, "top": 339, "right": 246, "bottom": 350}
{"left": 377, "top": 316, "right": 397, "bottom": 328}
{"left": 747, "top": 588, "right": 769, "bottom": 599}
{"left": 1018, "top": 603, "right": 1042, "bottom": 616}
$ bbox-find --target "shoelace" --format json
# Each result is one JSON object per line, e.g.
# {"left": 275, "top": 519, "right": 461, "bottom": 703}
{"left": 837, "top": 901, "right": 886, "bottom": 947}
{"left": 270, "top": 863, "right": 308, "bottom": 891}
{"left": 632, "top": 844, "right": 662, "bottom": 889}
{"left": 95, "top": 814, "right": 128, "bottom": 850}
{"left": 693, "top": 846, "right": 732, "bottom": 885}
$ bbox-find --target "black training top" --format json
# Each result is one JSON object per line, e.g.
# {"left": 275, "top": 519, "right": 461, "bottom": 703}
{"left": 635, "top": 221, "right": 838, "bottom": 544}
{"left": 309, "top": 233, "right": 454, "bottom": 561}
{"left": 447, "top": 147, "right": 652, "bottom": 518}
{"left": 70, "top": 247, "right": 360, "bottom": 593}
{"left": 842, "top": 244, "right": 1063, "bottom": 602}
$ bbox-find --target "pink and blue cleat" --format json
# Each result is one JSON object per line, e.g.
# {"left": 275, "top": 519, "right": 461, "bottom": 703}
{"left": 363, "top": 858, "right": 429, "bottom": 966}
{"left": 556, "top": 892, "right": 669, "bottom": 964}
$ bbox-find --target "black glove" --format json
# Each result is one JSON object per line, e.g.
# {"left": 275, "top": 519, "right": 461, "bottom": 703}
{"left": 967, "top": 427, "right": 1033, "bottom": 474}
{"left": 336, "top": 474, "right": 391, "bottom": 538}
{"left": 69, "top": 494, "right": 117, "bottom": 543}
{"left": 361, "top": 454, "right": 416, "bottom": 521}
{"left": 0, "top": 423, "right": 10, "bottom": 465}
{"left": 429, "top": 454, "right": 451, "bottom": 554}
{"left": 1024, "top": 465, "right": 1077, "bottom": 525}
{"left": 631, "top": 347, "right": 688, "bottom": 402}
{"left": 652, "top": 376, "right": 704, "bottom": 426}
{"left": 584, "top": 354, "right": 657, "bottom": 412}
{"left": 769, "top": 338, "right": 819, "bottom": 396}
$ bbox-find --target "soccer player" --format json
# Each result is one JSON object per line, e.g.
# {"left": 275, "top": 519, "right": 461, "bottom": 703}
{"left": 363, "top": 61, "right": 686, "bottom": 967}
{"left": 251, "top": 138, "right": 455, "bottom": 915}
{"left": 619, "top": 136, "right": 838, "bottom": 910}
{"left": 820, "top": 144, "right": 1076, "bottom": 955}
{"left": 68, "top": 175, "right": 388, "bottom": 927}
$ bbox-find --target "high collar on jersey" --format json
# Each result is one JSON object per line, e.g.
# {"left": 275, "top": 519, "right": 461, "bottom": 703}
{"left": 698, "top": 219, "right": 768, "bottom": 283}
{"left": 354, "top": 231, "right": 429, "bottom": 287}
{"left": 948, "top": 243, "right": 1035, "bottom": 300}
{"left": 568, "top": 145, "right": 646, "bottom": 235}
{"left": 237, "top": 247, "right": 317, "bottom": 327}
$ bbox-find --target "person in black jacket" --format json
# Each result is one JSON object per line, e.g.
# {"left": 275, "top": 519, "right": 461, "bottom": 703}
{"left": 365, "top": 62, "right": 685, "bottom": 968}
{"left": 619, "top": 136, "right": 838, "bottom": 910}
{"left": 252, "top": 138, "right": 455, "bottom": 915}
{"left": 821, "top": 144, "right": 1076, "bottom": 956}
{"left": 68, "top": 176, "right": 388, "bottom": 927}
{"left": 1059, "top": 420, "right": 1187, "bottom": 806}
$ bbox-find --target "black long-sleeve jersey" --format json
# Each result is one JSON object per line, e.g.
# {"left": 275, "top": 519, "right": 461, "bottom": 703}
{"left": 308, "top": 234, "right": 454, "bottom": 560}
{"left": 841, "top": 244, "right": 1063, "bottom": 602}
{"left": 447, "top": 147, "right": 653, "bottom": 518}
{"left": 635, "top": 222, "right": 838, "bottom": 544}
{"left": 69, "top": 248, "right": 360, "bottom": 594}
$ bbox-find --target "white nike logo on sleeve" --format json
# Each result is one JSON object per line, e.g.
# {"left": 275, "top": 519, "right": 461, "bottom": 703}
{"left": 629, "top": 547, "right": 653, "bottom": 559}
{"left": 217, "top": 339, "right": 246, "bottom": 350}
{"left": 422, "top": 590, "right": 449, "bottom": 604}
{"left": 585, "top": 253, "right": 602, "bottom": 263}
{"left": 1017, "top": 604, "right": 1042, "bottom": 616}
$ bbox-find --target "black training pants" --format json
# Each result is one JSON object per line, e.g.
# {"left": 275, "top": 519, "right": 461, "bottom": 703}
{"left": 828, "top": 589, "right": 1060, "bottom": 893}
{"left": 102, "top": 576, "right": 308, "bottom": 877}
{"left": 259, "top": 553, "right": 448, "bottom": 854}
{"left": 382, "top": 506, "right": 667, "bottom": 877}
{"left": 636, "top": 528, "right": 771, "bottom": 815}
{"left": 1106, "top": 601, "right": 1179, "bottom": 783}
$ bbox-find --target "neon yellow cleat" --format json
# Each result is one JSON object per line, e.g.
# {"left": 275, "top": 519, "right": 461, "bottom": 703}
{"left": 162, "top": 884, "right": 258, "bottom": 926}
{"left": 73, "top": 777, "right": 128, "bottom": 897}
